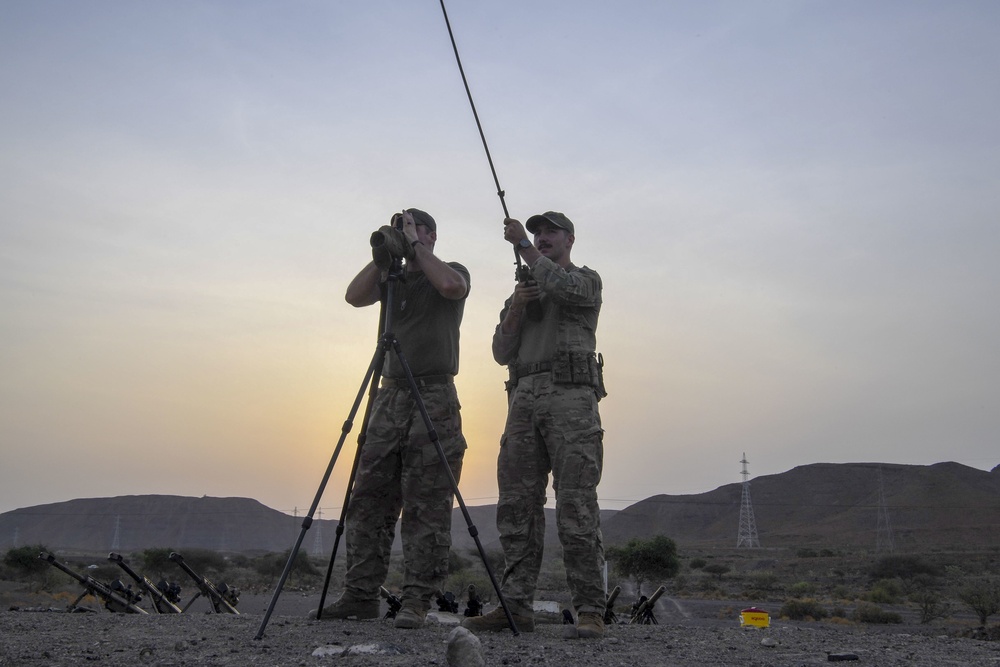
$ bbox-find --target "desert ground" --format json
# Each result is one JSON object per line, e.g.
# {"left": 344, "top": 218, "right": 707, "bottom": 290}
{"left": 3, "top": 586, "right": 999, "bottom": 667}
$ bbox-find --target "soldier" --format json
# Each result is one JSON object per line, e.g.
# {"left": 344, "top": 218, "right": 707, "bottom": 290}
{"left": 464, "top": 211, "right": 607, "bottom": 638}
{"left": 318, "top": 208, "right": 470, "bottom": 630}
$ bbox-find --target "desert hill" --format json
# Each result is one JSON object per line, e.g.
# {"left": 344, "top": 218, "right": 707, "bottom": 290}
{"left": 1, "top": 461, "right": 996, "bottom": 555}
{"left": 602, "top": 461, "right": 1000, "bottom": 549}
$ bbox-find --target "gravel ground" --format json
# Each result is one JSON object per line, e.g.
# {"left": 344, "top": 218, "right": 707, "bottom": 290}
{"left": 3, "top": 590, "right": 999, "bottom": 666}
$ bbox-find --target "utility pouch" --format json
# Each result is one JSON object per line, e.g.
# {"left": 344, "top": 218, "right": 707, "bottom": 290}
{"left": 552, "top": 351, "right": 608, "bottom": 400}
{"left": 551, "top": 351, "right": 574, "bottom": 384}
{"left": 591, "top": 352, "right": 608, "bottom": 401}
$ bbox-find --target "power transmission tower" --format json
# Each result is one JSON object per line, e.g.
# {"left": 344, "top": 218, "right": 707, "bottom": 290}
{"left": 312, "top": 508, "right": 324, "bottom": 557}
{"left": 876, "top": 466, "right": 894, "bottom": 553}
{"left": 737, "top": 453, "right": 760, "bottom": 548}
{"left": 111, "top": 515, "right": 121, "bottom": 550}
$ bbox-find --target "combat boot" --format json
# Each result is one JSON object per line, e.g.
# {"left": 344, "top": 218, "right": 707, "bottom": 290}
{"left": 576, "top": 611, "right": 605, "bottom": 638}
{"left": 461, "top": 605, "right": 535, "bottom": 633}
{"left": 309, "top": 594, "right": 379, "bottom": 620}
{"left": 392, "top": 601, "right": 427, "bottom": 629}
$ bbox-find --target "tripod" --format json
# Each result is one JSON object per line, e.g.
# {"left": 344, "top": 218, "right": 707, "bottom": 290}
{"left": 255, "top": 253, "right": 519, "bottom": 639}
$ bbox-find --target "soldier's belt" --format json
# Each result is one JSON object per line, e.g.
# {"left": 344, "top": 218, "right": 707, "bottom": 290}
{"left": 380, "top": 374, "right": 454, "bottom": 389}
{"left": 508, "top": 361, "right": 553, "bottom": 381}
{"left": 507, "top": 352, "right": 607, "bottom": 400}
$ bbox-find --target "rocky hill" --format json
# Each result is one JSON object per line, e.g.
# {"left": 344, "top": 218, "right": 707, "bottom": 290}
{"left": 602, "top": 461, "right": 1000, "bottom": 550}
{"left": 1, "top": 461, "right": 996, "bottom": 555}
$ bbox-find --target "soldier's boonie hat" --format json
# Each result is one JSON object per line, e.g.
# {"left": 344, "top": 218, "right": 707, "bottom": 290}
{"left": 406, "top": 208, "right": 436, "bottom": 231}
{"left": 525, "top": 211, "right": 574, "bottom": 235}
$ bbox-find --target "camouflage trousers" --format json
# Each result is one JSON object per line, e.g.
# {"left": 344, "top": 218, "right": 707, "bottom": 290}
{"left": 344, "top": 382, "right": 466, "bottom": 607}
{"left": 496, "top": 373, "right": 606, "bottom": 614}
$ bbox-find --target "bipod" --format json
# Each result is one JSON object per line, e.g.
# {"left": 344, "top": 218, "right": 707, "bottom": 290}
{"left": 603, "top": 585, "right": 621, "bottom": 624}
{"left": 629, "top": 585, "right": 665, "bottom": 625}
{"left": 255, "top": 253, "right": 520, "bottom": 638}
{"left": 109, "top": 552, "right": 182, "bottom": 614}
{"left": 380, "top": 586, "right": 402, "bottom": 619}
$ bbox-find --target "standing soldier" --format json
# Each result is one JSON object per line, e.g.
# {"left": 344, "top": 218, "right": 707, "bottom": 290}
{"left": 317, "top": 208, "right": 470, "bottom": 630}
{"left": 464, "top": 211, "right": 607, "bottom": 638}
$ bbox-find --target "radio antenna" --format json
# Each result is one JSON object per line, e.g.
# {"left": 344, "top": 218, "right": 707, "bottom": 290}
{"left": 438, "top": 0, "right": 522, "bottom": 271}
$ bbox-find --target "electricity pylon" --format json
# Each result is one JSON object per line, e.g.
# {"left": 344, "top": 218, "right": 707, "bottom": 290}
{"left": 876, "top": 466, "right": 894, "bottom": 553}
{"left": 737, "top": 453, "right": 760, "bottom": 548}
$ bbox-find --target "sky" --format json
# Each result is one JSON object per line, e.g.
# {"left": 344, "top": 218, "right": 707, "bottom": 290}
{"left": 2, "top": 1, "right": 998, "bottom": 519}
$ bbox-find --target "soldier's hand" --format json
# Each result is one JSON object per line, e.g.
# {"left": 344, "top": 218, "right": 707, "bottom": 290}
{"left": 400, "top": 210, "right": 418, "bottom": 243}
{"left": 511, "top": 281, "right": 541, "bottom": 308}
{"left": 503, "top": 218, "right": 528, "bottom": 246}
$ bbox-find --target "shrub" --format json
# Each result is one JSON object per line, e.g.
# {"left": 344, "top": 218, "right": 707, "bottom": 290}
{"left": 448, "top": 550, "right": 471, "bottom": 574}
{"left": 910, "top": 589, "right": 951, "bottom": 624}
{"left": 746, "top": 570, "right": 778, "bottom": 592}
{"left": 689, "top": 558, "right": 707, "bottom": 570}
{"left": 139, "top": 548, "right": 176, "bottom": 578}
{"left": 869, "top": 554, "right": 943, "bottom": 581}
{"left": 3, "top": 545, "right": 51, "bottom": 577}
{"left": 702, "top": 563, "right": 730, "bottom": 580}
{"left": 831, "top": 585, "right": 853, "bottom": 601}
{"left": 868, "top": 579, "right": 903, "bottom": 604}
{"left": 796, "top": 548, "right": 819, "bottom": 558}
{"left": 780, "top": 598, "right": 828, "bottom": 621}
{"left": 606, "top": 535, "right": 680, "bottom": 596}
{"left": 789, "top": 581, "right": 815, "bottom": 597}
{"left": 252, "top": 550, "right": 318, "bottom": 584}
{"left": 853, "top": 602, "right": 902, "bottom": 624}
{"left": 3, "top": 545, "right": 55, "bottom": 592}
{"left": 957, "top": 578, "right": 1000, "bottom": 627}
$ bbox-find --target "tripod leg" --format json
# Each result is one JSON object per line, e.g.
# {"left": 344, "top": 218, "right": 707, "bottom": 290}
{"left": 315, "top": 356, "right": 383, "bottom": 618}
{"left": 254, "top": 342, "right": 386, "bottom": 640}
{"left": 390, "top": 338, "right": 521, "bottom": 635}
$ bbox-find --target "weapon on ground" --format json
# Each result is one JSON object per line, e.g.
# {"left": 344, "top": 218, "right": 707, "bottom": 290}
{"left": 168, "top": 551, "right": 239, "bottom": 614}
{"left": 39, "top": 552, "right": 148, "bottom": 614}
{"left": 436, "top": 590, "right": 459, "bottom": 613}
{"left": 604, "top": 585, "right": 621, "bottom": 624}
{"left": 463, "top": 584, "right": 483, "bottom": 617}
{"left": 380, "top": 586, "right": 402, "bottom": 619}
{"left": 108, "top": 552, "right": 182, "bottom": 614}
{"left": 628, "top": 585, "right": 665, "bottom": 624}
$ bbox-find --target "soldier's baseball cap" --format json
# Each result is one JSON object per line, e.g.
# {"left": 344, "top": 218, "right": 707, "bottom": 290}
{"left": 406, "top": 208, "right": 436, "bottom": 231}
{"left": 525, "top": 211, "right": 574, "bottom": 235}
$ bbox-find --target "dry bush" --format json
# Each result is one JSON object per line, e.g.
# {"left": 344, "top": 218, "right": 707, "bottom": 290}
{"left": 779, "top": 598, "right": 828, "bottom": 621}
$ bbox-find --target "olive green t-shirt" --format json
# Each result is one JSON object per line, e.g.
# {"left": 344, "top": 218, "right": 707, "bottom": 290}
{"left": 383, "top": 262, "right": 470, "bottom": 378}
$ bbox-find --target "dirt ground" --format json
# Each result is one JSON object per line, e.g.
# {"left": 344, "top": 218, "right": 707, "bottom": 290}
{"left": 3, "top": 587, "right": 1000, "bottom": 667}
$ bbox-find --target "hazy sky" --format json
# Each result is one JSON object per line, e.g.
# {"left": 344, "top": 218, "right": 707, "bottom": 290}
{"left": 2, "top": 1, "right": 998, "bottom": 519}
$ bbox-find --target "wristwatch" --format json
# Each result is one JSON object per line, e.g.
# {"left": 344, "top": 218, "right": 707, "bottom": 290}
{"left": 517, "top": 238, "right": 532, "bottom": 251}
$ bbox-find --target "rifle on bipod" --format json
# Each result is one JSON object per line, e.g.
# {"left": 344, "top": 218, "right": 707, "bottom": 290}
{"left": 603, "top": 585, "right": 621, "bottom": 624}
{"left": 380, "top": 586, "right": 402, "bottom": 620}
{"left": 629, "top": 585, "right": 665, "bottom": 625}
{"left": 108, "top": 552, "right": 182, "bottom": 614}
{"left": 39, "top": 552, "right": 148, "bottom": 614}
{"left": 168, "top": 552, "right": 239, "bottom": 614}
{"left": 463, "top": 584, "right": 483, "bottom": 618}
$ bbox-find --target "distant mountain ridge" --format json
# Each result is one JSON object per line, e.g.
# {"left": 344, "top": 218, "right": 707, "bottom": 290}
{"left": 1, "top": 462, "right": 996, "bottom": 555}
{"left": 603, "top": 461, "right": 1000, "bottom": 549}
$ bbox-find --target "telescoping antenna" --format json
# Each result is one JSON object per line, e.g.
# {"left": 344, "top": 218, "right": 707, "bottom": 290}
{"left": 438, "top": 0, "right": 522, "bottom": 273}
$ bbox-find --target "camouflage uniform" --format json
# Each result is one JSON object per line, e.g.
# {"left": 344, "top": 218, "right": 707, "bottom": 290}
{"left": 344, "top": 263, "right": 470, "bottom": 609}
{"left": 492, "top": 255, "right": 606, "bottom": 615}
